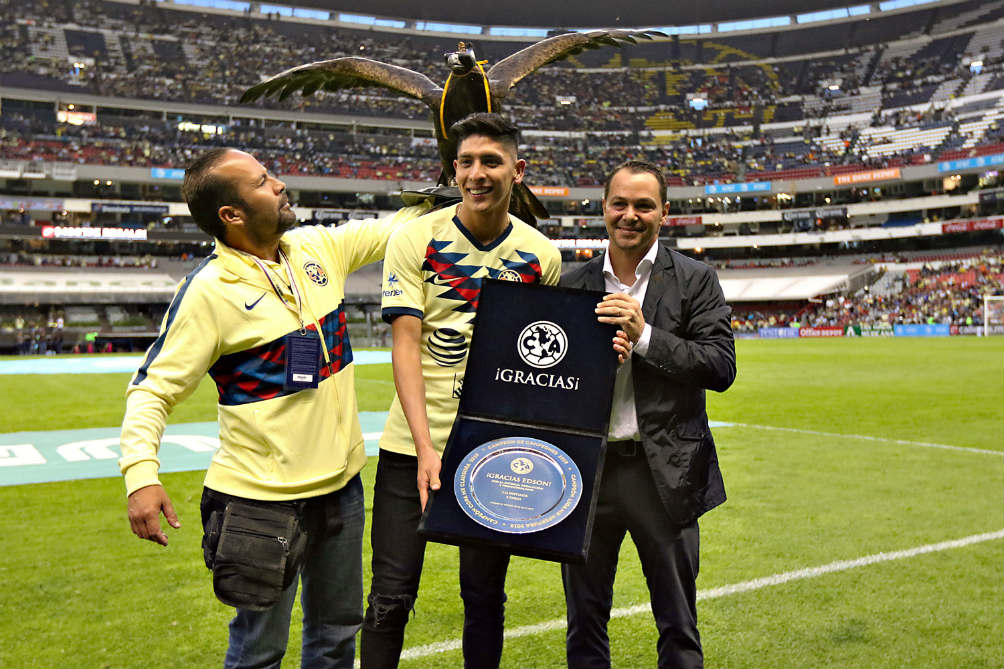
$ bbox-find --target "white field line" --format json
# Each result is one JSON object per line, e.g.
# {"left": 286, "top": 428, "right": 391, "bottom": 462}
{"left": 723, "top": 422, "right": 1003, "bottom": 457}
{"left": 396, "top": 529, "right": 1004, "bottom": 662}
{"left": 363, "top": 424, "right": 1002, "bottom": 456}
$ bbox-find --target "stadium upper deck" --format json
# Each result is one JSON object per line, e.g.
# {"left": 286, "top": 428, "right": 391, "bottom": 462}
{"left": 0, "top": 0, "right": 1002, "bottom": 256}
{"left": 2, "top": 0, "right": 1001, "bottom": 118}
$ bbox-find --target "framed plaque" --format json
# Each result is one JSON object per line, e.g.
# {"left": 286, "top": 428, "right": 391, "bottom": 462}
{"left": 454, "top": 437, "right": 583, "bottom": 535}
{"left": 418, "top": 279, "right": 618, "bottom": 563}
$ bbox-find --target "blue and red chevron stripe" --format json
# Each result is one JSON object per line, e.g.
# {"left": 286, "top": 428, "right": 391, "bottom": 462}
{"left": 209, "top": 304, "right": 353, "bottom": 405}
{"left": 488, "top": 250, "right": 544, "bottom": 284}
{"left": 422, "top": 240, "right": 543, "bottom": 314}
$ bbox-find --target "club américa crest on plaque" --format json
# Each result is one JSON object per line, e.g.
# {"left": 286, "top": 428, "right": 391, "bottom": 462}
{"left": 517, "top": 320, "right": 568, "bottom": 369}
{"left": 495, "top": 319, "right": 579, "bottom": 391}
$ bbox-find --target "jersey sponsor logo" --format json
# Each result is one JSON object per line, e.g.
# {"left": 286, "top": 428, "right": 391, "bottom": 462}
{"left": 517, "top": 321, "right": 568, "bottom": 369}
{"left": 384, "top": 272, "right": 402, "bottom": 297}
{"left": 303, "top": 261, "right": 328, "bottom": 286}
{"left": 245, "top": 292, "right": 267, "bottom": 311}
{"left": 428, "top": 327, "right": 468, "bottom": 367}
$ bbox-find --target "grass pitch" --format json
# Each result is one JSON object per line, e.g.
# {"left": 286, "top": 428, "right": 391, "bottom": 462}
{"left": 0, "top": 338, "right": 1001, "bottom": 668}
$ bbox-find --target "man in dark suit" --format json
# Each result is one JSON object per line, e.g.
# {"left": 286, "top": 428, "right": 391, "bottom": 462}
{"left": 559, "top": 159, "right": 736, "bottom": 669}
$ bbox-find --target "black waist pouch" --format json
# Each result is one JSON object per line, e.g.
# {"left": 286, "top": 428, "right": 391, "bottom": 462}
{"left": 203, "top": 499, "right": 308, "bottom": 611}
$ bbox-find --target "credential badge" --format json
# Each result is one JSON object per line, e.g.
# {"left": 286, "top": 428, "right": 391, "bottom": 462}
{"left": 517, "top": 320, "right": 568, "bottom": 369}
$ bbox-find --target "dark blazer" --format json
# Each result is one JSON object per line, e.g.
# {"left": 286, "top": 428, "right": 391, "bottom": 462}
{"left": 560, "top": 244, "right": 736, "bottom": 526}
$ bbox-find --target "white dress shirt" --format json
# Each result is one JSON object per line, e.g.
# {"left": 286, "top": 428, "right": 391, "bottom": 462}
{"left": 603, "top": 241, "right": 658, "bottom": 441}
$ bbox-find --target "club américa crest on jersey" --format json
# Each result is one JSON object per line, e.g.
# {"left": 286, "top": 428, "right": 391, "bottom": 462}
{"left": 303, "top": 261, "right": 328, "bottom": 286}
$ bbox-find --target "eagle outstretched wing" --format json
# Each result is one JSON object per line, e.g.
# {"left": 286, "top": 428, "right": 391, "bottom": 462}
{"left": 486, "top": 29, "right": 663, "bottom": 100}
{"left": 240, "top": 57, "right": 443, "bottom": 108}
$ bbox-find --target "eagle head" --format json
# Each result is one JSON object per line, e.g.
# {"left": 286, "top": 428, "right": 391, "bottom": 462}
{"left": 446, "top": 42, "right": 477, "bottom": 74}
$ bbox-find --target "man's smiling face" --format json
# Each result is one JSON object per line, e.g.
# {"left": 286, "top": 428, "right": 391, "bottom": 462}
{"left": 453, "top": 134, "right": 525, "bottom": 219}
{"left": 602, "top": 168, "right": 668, "bottom": 257}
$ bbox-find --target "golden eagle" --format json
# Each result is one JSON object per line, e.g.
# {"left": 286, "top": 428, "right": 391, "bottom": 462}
{"left": 241, "top": 29, "right": 661, "bottom": 225}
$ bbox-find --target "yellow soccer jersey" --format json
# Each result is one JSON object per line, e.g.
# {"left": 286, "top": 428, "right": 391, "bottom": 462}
{"left": 119, "top": 202, "right": 430, "bottom": 500}
{"left": 379, "top": 204, "right": 561, "bottom": 456}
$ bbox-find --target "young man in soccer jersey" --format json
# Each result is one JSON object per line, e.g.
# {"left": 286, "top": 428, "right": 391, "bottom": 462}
{"left": 119, "top": 148, "right": 430, "bottom": 669}
{"left": 361, "top": 113, "right": 562, "bottom": 669}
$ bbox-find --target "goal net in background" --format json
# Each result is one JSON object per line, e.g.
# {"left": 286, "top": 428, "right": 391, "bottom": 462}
{"left": 984, "top": 295, "right": 1004, "bottom": 336}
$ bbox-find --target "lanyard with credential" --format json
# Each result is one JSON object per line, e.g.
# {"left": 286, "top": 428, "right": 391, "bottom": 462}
{"left": 250, "top": 250, "right": 332, "bottom": 388}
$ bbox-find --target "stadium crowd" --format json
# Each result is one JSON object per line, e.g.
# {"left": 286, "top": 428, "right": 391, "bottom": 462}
{"left": 812, "top": 252, "right": 1003, "bottom": 328}
{"left": 3, "top": 108, "right": 1003, "bottom": 188}
{"left": 731, "top": 250, "right": 1004, "bottom": 332}
{"left": 4, "top": 311, "right": 68, "bottom": 355}
{"left": 2, "top": 0, "right": 1004, "bottom": 351}
{"left": 0, "top": 0, "right": 1001, "bottom": 192}
{"left": 1, "top": 0, "right": 1002, "bottom": 132}
{"left": 6, "top": 248, "right": 1000, "bottom": 347}
{"left": 1, "top": 251, "right": 160, "bottom": 268}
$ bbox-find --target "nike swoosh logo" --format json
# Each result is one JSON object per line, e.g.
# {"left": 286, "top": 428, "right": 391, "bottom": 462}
{"left": 245, "top": 293, "right": 267, "bottom": 310}
{"left": 429, "top": 273, "right": 464, "bottom": 287}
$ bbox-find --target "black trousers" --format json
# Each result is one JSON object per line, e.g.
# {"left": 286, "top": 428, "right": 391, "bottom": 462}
{"left": 361, "top": 450, "right": 511, "bottom": 669}
{"left": 562, "top": 445, "right": 702, "bottom": 669}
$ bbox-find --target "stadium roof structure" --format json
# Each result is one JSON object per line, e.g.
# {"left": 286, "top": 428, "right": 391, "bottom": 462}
{"left": 717, "top": 264, "right": 875, "bottom": 302}
{"left": 0, "top": 270, "right": 178, "bottom": 305}
{"left": 291, "top": 0, "right": 883, "bottom": 29}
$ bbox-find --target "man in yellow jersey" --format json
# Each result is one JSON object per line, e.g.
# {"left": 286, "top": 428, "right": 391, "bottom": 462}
{"left": 119, "top": 148, "right": 429, "bottom": 669}
{"left": 361, "top": 114, "right": 562, "bottom": 669}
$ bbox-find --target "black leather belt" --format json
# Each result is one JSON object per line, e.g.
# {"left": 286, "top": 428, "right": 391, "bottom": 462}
{"left": 607, "top": 440, "right": 642, "bottom": 457}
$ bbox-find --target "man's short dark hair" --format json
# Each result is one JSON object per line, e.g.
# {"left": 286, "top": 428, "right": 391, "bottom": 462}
{"left": 448, "top": 113, "right": 520, "bottom": 157}
{"left": 604, "top": 160, "right": 668, "bottom": 206}
{"left": 182, "top": 148, "right": 245, "bottom": 242}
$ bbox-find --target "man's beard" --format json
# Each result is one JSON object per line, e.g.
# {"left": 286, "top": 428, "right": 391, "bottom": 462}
{"left": 276, "top": 207, "right": 298, "bottom": 234}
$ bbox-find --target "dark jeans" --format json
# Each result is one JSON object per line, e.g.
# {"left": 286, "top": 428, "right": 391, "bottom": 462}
{"left": 361, "top": 450, "right": 511, "bottom": 669}
{"left": 201, "top": 477, "right": 365, "bottom": 669}
{"left": 562, "top": 448, "right": 703, "bottom": 669}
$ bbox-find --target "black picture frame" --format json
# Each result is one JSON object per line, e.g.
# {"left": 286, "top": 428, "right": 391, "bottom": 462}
{"left": 419, "top": 279, "right": 618, "bottom": 563}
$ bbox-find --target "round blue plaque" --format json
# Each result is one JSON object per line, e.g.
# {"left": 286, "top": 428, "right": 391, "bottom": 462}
{"left": 454, "top": 436, "right": 582, "bottom": 534}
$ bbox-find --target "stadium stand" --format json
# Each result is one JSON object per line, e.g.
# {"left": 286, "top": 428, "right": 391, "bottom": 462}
{"left": 803, "top": 249, "right": 1004, "bottom": 328}
{"left": 725, "top": 249, "right": 1004, "bottom": 332}
{"left": 1, "top": 0, "right": 1002, "bottom": 349}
